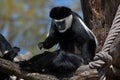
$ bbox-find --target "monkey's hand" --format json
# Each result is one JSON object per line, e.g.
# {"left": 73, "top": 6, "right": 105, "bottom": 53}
{"left": 3, "top": 46, "right": 20, "bottom": 61}
{"left": 38, "top": 42, "right": 44, "bottom": 49}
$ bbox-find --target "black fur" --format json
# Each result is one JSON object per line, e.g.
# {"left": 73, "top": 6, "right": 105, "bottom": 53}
{"left": 50, "top": 6, "right": 72, "bottom": 20}
{"left": 0, "top": 33, "right": 20, "bottom": 80}
{"left": 3, "top": 47, "right": 20, "bottom": 61}
{"left": 20, "top": 50, "right": 82, "bottom": 77}
{"left": 0, "top": 34, "right": 12, "bottom": 54}
{"left": 20, "top": 6, "right": 97, "bottom": 77}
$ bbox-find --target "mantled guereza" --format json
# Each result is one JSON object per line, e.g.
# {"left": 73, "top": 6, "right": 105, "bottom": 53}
{"left": 19, "top": 6, "right": 97, "bottom": 77}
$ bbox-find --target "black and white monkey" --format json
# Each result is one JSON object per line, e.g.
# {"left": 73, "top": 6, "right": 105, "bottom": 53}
{"left": 0, "top": 33, "right": 20, "bottom": 80}
{"left": 20, "top": 6, "right": 97, "bottom": 77}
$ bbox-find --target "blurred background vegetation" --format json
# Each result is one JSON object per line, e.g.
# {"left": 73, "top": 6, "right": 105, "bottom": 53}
{"left": 0, "top": 0, "right": 82, "bottom": 55}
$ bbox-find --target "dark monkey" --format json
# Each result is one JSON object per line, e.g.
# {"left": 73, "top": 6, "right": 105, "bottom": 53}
{"left": 20, "top": 6, "right": 97, "bottom": 77}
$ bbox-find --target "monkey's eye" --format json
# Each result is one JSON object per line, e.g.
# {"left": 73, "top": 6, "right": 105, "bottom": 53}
{"left": 55, "top": 20, "right": 65, "bottom": 27}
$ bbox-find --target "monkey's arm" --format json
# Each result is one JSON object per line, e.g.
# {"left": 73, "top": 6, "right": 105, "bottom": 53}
{"left": 0, "top": 33, "right": 12, "bottom": 54}
{"left": 3, "top": 47, "right": 20, "bottom": 61}
{"left": 38, "top": 21, "right": 58, "bottom": 49}
{"left": 0, "top": 34, "right": 20, "bottom": 61}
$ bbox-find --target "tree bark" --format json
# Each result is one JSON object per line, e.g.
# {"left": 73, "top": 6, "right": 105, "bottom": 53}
{"left": 81, "top": 0, "right": 120, "bottom": 80}
{"left": 0, "top": 58, "right": 58, "bottom": 80}
{"left": 81, "top": 0, "right": 120, "bottom": 51}
{"left": 0, "top": 58, "right": 99, "bottom": 80}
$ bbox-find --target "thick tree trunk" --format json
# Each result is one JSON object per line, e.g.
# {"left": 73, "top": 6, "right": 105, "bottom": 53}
{"left": 81, "top": 0, "right": 120, "bottom": 51}
{"left": 81, "top": 0, "right": 120, "bottom": 80}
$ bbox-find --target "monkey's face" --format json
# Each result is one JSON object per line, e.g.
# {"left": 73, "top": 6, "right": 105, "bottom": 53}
{"left": 54, "top": 15, "right": 73, "bottom": 33}
{"left": 55, "top": 20, "right": 66, "bottom": 32}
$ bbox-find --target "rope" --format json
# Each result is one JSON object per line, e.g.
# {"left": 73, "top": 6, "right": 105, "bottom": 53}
{"left": 89, "top": 4, "right": 120, "bottom": 80}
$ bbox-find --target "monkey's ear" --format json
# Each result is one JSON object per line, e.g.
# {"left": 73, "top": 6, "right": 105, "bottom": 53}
{"left": 49, "top": 6, "right": 72, "bottom": 20}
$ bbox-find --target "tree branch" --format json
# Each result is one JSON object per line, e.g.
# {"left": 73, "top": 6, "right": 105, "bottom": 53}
{"left": 0, "top": 57, "right": 99, "bottom": 80}
{"left": 0, "top": 58, "right": 58, "bottom": 80}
